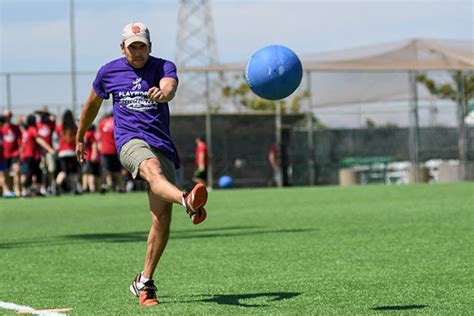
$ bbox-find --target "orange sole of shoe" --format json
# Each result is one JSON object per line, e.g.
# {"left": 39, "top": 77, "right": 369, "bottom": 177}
{"left": 140, "top": 300, "right": 160, "bottom": 307}
{"left": 192, "top": 207, "right": 207, "bottom": 225}
{"left": 190, "top": 183, "right": 208, "bottom": 210}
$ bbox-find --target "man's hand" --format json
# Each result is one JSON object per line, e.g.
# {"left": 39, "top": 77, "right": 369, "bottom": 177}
{"left": 76, "top": 88, "right": 103, "bottom": 164}
{"left": 76, "top": 140, "right": 85, "bottom": 165}
{"left": 148, "top": 86, "right": 174, "bottom": 103}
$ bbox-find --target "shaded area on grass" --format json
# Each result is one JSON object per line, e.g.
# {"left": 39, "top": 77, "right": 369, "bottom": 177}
{"left": 372, "top": 304, "right": 428, "bottom": 311}
{"left": 202, "top": 292, "right": 302, "bottom": 307}
{"left": 162, "top": 292, "right": 302, "bottom": 307}
{"left": 0, "top": 226, "right": 316, "bottom": 249}
{"left": 67, "top": 227, "right": 315, "bottom": 242}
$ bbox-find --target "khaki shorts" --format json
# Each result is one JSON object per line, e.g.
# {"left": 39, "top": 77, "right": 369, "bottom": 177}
{"left": 119, "top": 138, "right": 176, "bottom": 184}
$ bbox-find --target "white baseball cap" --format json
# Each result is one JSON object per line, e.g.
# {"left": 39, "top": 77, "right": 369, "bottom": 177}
{"left": 121, "top": 22, "right": 150, "bottom": 47}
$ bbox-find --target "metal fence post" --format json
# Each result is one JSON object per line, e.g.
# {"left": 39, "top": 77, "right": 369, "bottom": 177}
{"left": 6, "top": 73, "right": 12, "bottom": 110}
{"left": 306, "top": 71, "right": 315, "bottom": 185}
{"left": 205, "top": 71, "right": 214, "bottom": 189}
{"left": 275, "top": 101, "right": 282, "bottom": 187}
{"left": 69, "top": 0, "right": 78, "bottom": 116}
{"left": 408, "top": 70, "right": 420, "bottom": 183}
{"left": 457, "top": 71, "right": 467, "bottom": 180}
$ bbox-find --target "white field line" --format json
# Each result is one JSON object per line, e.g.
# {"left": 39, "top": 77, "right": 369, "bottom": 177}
{"left": 0, "top": 301, "right": 70, "bottom": 315}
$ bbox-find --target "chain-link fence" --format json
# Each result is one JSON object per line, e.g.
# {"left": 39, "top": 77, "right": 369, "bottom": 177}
{"left": 170, "top": 115, "right": 473, "bottom": 187}
{"left": 1, "top": 69, "right": 472, "bottom": 187}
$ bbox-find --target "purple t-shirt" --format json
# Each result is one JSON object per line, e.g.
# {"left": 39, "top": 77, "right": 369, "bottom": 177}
{"left": 93, "top": 56, "right": 180, "bottom": 168}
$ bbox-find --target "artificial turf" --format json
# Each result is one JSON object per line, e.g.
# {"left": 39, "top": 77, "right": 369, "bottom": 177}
{"left": 0, "top": 182, "right": 473, "bottom": 315}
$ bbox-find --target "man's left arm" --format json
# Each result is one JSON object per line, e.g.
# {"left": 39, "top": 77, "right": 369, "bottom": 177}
{"left": 148, "top": 77, "right": 178, "bottom": 103}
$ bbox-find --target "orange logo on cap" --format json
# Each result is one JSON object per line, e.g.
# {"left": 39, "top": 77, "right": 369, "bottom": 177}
{"left": 132, "top": 25, "right": 141, "bottom": 34}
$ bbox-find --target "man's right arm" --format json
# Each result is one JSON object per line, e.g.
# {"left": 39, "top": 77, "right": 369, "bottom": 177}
{"left": 76, "top": 88, "right": 103, "bottom": 164}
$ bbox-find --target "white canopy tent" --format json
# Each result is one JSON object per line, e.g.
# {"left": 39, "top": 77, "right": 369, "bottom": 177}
{"left": 300, "top": 38, "right": 473, "bottom": 109}
{"left": 183, "top": 38, "right": 473, "bottom": 105}
{"left": 301, "top": 38, "right": 473, "bottom": 70}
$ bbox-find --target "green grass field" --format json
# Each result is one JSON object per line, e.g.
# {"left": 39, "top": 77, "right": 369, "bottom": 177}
{"left": 1, "top": 183, "right": 473, "bottom": 315}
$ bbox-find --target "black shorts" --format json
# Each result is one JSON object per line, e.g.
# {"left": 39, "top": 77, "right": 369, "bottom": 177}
{"left": 59, "top": 156, "right": 79, "bottom": 173}
{"left": 101, "top": 154, "right": 122, "bottom": 173}
{"left": 82, "top": 161, "right": 101, "bottom": 176}
{"left": 6, "top": 156, "right": 20, "bottom": 170}
{"left": 21, "top": 157, "right": 42, "bottom": 181}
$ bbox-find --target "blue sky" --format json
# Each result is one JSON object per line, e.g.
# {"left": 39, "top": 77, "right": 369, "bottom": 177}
{"left": 0, "top": 0, "right": 472, "bottom": 72}
{"left": 0, "top": 0, "right": 472, "bottom": 127}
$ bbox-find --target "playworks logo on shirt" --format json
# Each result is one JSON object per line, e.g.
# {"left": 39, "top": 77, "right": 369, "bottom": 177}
{"left": 117, "top": 77, "right": 158, "bottom": 112}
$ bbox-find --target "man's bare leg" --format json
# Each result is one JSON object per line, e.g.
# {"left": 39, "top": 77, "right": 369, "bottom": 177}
{"left": 139, "top": 158, "right": 182, "bottom": 204}
{"left": 143, "top": 192, "right": 172, "bottom": 279}
{"left": 87, "top": 174, "right": 96, "bottom": 192}
{"left": 138, "top": 157, "right": 180, "bottom": 279}
{"left": 12, "top": 163, "right": 21, "bottom": 196}
{"left": 129, "top": 156, "right": 208, "bottom": 306}
{"left": 0, "top": 171, "right": 8, "bottom": 194}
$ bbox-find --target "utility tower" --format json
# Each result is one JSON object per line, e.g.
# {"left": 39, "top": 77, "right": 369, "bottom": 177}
{"left": 175, "top": 0, "right": 220, "bottom": 113}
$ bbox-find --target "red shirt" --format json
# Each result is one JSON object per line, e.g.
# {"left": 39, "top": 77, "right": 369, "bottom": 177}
{"left": 99, "top": 117, "right": 117, "bottom": 155}
{"left": 84, "top": 129, "right": 99, "bottom": 162}
{"left": 56, "top": 124, "right": 76, "bottom": 153}
{"left": 37, "top": 120, "right": 56, "bottom": 146}
{"left": 268, "top": 143, "right": 278, "bottom": 156}
{"left": 2, "top": 122, "right": 22, "bottom": 158}
{"left": 21, "top": 126, "right": 41, "bottom": 160}
{"left": 268, "top": 143, "right": 279, "bottom": 165}
{"left": 195, "top": 142, "right": 208, "bottom": 167}
{"left": 0, "top": 128, "right": 4, "bottom": 162}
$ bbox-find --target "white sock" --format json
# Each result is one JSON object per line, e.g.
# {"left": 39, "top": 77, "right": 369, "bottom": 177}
{"left": 140, "top": 272, "right": 150, "bottom": 284}
{"left": 181, "top": 195, "right": 187, "bottom": 209}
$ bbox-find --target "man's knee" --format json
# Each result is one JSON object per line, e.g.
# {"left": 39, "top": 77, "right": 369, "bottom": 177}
{"left": 151, "top": 209, "right": 172, "bottom": 226}
{"left": 140, "top": 159, "right": 165, "bottom": 180}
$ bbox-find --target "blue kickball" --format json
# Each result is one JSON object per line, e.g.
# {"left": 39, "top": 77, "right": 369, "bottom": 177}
{"left": 245, "top": 45, "right": 303, "bottom": 100}
{"left": 218, "top": 175, "right": 233, "bottom": 189}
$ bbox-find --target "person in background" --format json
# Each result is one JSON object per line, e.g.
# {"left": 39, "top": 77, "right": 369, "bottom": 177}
{"left": 268, "top": 142, "right": 281, "bottom": 187}
{"left": 35, "top": 106, "right": 57, "bottom": 195}
{"left": 192, "top": 136, "right": 208, "bottom": 186}
{"left": 56, "top": 110, "right": 80, "bottom": 194}
{"left": 98, "top": 112, "right": 124, "bottom": 193}
{"left": 20, "top": 114, "right": 55, "bottom": 197}
{"left": 268, "top": 138, "right": 292, "bottom": 187}
{"left": 1, "top": 109, "right": 22, "bottom": 197}
{"left": 0, "top": 114, "right": 9, "bottom": 196}
{"left": 81, "top": 124, "right": 100, "bottom": 193}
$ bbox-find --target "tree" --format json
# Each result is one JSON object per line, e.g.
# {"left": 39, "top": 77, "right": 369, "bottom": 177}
{"left": 365, "top": 118, "right": 376, "bottom": 128}
{"left": 381, "top": 122, "right": 399, "bottom": 128}
{"left": 222, "top": 75, "right": 309, "bottom": 113}
{"left": 416, "top": 71, "right": 474, "bottom": 104}
{"left": 417, "top": 71, "right": 473, "bottom": 180}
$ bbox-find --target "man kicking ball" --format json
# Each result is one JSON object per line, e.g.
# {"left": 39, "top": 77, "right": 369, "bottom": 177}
{"left": 76, "top": 22, "right": 208, "bottom": 307}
